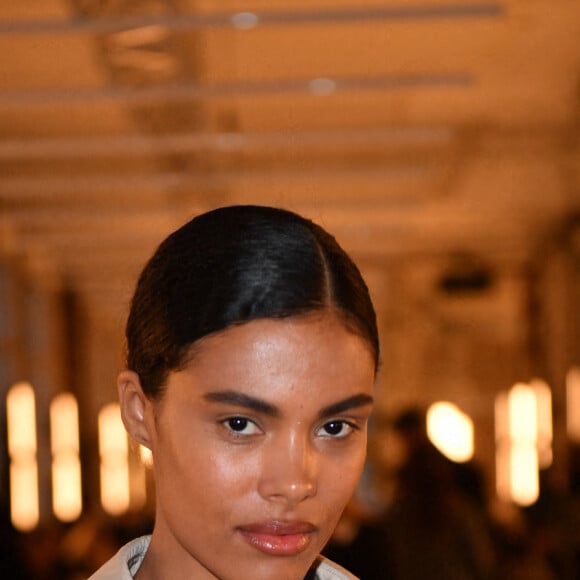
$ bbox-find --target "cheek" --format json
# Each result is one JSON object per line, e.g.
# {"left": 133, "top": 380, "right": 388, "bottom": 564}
{"left": 157, "top": 432, "right": 260, "bottom": 499}
{"left": 321, "top": 445, "right": 367, "bottom": 506}
{"left": 208, "top": 450, "right": 263, "bottom": 495}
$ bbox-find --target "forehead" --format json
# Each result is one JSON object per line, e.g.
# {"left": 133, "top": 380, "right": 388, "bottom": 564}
{"left": 195, "top": 312, "right": 368, "bottom": 361}
{"left": 168, "top": 313, "right": 375, "bottom": 405}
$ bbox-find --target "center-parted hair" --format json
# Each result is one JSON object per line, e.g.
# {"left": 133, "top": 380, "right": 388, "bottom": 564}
{"left": 126, "top": 205, "right": 379, "bottom": 398}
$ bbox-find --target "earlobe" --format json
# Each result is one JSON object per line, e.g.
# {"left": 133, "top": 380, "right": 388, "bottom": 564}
{"left": 117, "top": 370, "right": 153, "bottom": 449}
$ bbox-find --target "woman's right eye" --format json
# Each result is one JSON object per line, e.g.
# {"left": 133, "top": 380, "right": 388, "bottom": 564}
{"left": 222, "top": 417, "right": 261, "bottom": 436}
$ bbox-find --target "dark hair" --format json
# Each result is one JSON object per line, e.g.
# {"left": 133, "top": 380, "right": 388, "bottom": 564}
{"left": 126, "top": 205, "right": 379, "bottom": 398}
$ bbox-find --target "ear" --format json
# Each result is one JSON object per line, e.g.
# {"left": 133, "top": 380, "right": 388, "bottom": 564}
{"left": 117, "top": 370, "right": 154, "bottom": 449}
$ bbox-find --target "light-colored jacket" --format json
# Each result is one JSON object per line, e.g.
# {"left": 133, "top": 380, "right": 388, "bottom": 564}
{"left": 88, "top": 535, "right": 358, "bottom": 580}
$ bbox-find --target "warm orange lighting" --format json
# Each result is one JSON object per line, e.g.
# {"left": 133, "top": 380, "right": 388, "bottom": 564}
{"left": 494, "top": 391, "right": 509, "bottom": 443}
{"left": 510, "top": 442, "right": 539, "bottom": 506}
{"left": 509, "top": 383, "right": 539, "bottom": 506}
{"left": 426, "top": 401, "right": 474, "bottom": 462}
{"left": 127, "top": 445, "right": 148, "bottom": 510}
{"left": 494, "top": 395, "right": 511, "bottom": 503}
{"left": 7, "top": 382, "right": 37, "bottom": 455}
{"left": 139, "top": 444, "right": 153, "bottom": 467}
{"left": 9, "top": 463, "right": 39, "bottom": 532}
{"left": 50, "top": 393, "right": 82, "bottom": 522}
{"left": 566, "top": 367, "right": 580, "bottom": 442}
{"left": 531, "top": 379, "right": 553, "bottom": 468}
{"left": 98, "top": 403, "right": 130, "bottom": 515}
{"left": 495, "top": 382, "right": 544, "bottom": 506}
{"left": 128, "top": 444, "right": 152, "bottom": 509}
{"left": 231, "top": 12, "right": 259, "bottom": 29}
{"left": 50, "top": 392, "right": 80, "bottom": 454}
{"left": 7, "top": 382, "right": 39, "bottom": 531}
{"left": 508, "top": 383, "right": 537, "bottom": 443}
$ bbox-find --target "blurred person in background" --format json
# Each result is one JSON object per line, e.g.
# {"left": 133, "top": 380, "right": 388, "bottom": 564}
{"left": 380, "top": 407, "right": 496, "bottom": 580}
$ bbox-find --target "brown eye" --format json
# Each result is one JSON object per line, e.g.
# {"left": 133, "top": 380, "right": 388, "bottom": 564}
{"left": 318, "top": 420, "right": 356, "bottom": 438}
{"left": 222, "top": 417, "right": 261, "bottom": 436}
{"left": 324, "top": 421, "right": 344, "bottom": 435}
{"left": 227, "top": 417, "right": 249, "bottom": 432}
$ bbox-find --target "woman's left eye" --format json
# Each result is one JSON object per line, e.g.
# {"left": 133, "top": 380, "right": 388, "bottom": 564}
{"left": 223, "top": 417, "right": 261, "bottom": 436}
{"left": 317, "top": 420, "right": 355, "bottom": 438}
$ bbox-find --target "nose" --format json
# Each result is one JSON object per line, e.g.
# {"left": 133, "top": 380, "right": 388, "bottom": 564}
{"left": 257, "top": 431, "right": 318, "bottom": 506}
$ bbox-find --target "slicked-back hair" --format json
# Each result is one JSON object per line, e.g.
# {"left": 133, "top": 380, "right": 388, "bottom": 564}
{"left": 126, "top": 205, "right": 379, "bottom": 398}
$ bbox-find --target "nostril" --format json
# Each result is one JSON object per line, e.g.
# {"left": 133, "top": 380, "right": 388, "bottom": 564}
{"left": 258, "top": 474, "right": 317, "bottom": 504}
{"left": 257, "top": 436, "right": 319, "bottom": 503}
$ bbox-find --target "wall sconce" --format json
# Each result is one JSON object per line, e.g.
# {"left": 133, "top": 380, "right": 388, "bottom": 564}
{"left": 98, "top": 403, "right": 130, "bottom": 516}
{"left": 495, "top": 380, "right": 552, "bottom": 506}
{"left": 50, "top": 392, "right": 82, "bottom": 522}
{"left": 6, "top": 382, "right": 39, "bottom": 531}
{"left": 426, "top": 401, "right": 474, "bottom": 463}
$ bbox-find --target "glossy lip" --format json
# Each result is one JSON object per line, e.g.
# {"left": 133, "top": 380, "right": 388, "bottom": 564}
{"left": 237, "top": 520, "right": 317, "bottom": 556}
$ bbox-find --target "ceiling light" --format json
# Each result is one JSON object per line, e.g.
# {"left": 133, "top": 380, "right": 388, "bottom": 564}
{"left": 309, "top": 77, "right": 336, "bottom": 95}
{"left": 230, "top": 12, "right": 259, "bottom": 29}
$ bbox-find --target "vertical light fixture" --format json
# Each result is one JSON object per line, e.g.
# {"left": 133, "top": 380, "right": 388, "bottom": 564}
{"left": 566, "top": 367, "right": 580, "bottom": 442}
{"left": 495, "top": 381, "right": 549, "bottom": 506}
{"left": 98, "top": 403, "right": 130, "bottom": 515}
{"left": 6, "top": 382, "right": 39, "bottom": 531}
{"left": 531, "top": 379, "right": 553, "bottom": 468}
{"left": 50, "top": 392, "right": 82, "bottom": 521}
{"left": 508, "top": 383, "right": 539, "bottom": 506}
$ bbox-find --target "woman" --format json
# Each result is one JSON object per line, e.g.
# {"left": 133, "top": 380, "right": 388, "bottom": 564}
{"left": 89, "top": 205, "right": 380, "bottom": 580}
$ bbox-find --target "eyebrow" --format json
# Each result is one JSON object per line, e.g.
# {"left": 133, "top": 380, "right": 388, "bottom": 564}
{"left": 202, "top": 390, "right": 373, "bottom": 419}
{"left": 317, "top": 394, "right": 374, "bottom": 419}
{"left": 203, "top": 391, "right": 280, "bottom": 417}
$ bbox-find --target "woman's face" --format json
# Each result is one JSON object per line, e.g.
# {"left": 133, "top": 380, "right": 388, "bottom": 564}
{"left": 139, "top": 313, "right": 375, "bottom": 580}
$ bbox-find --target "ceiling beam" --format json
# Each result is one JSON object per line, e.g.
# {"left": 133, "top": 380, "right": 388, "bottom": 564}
{"left": 0, "top": 3, "right": 504, "bottom": 36}
{"left": 0, "top": 126, "right": 454, "bottom": 159}
{"left": 0, "top": 73, "right": 473, "bottom": 107}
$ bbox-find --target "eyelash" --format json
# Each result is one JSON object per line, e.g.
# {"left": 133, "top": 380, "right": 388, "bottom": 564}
{"left": 317, "top": 420, "right": 358, "bottom": 439}
{"left": 221, "top": 416, "right": 359, "bottom": 439}
{"left": 222, "top": 416, "right": 261, "bottom": 437}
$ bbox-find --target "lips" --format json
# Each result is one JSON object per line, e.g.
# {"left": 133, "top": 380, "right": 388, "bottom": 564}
{"left": 238, "top": 520, "right": 317, "bottom": 556}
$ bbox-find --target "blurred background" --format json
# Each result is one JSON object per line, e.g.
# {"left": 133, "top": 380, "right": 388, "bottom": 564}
{"left": 1, "top": 0, "right": 579, "bottom": 578}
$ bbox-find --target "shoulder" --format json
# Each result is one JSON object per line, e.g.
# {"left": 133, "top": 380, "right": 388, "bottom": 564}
{"left": 311, "top": 554, "right": 360, "bottom": 580}
{"left": 87, "top": 538, "right": 356, "bottom": 580}
{"left": 88, "top": 536, "right": 151, "bottom": 580}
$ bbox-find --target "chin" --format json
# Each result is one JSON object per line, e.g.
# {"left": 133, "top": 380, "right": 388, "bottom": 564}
{"left": 244, "top": 558, "right": 316, "bottom": 580}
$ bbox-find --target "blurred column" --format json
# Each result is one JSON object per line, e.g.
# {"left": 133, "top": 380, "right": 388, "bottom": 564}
{"left": 81, "top": 306, "right": 126, "bottom": 511}
{"left": 534, "top": 223, "right": 580, "bottom": 489}
{"left": 0, "top": 230, "right": 69, "bottom": 527}
{"left": 21, "top": 248, "right": 69, "bottom": 525}
{"left": 0, "top": 247, "right": 28, "bottom": 513}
